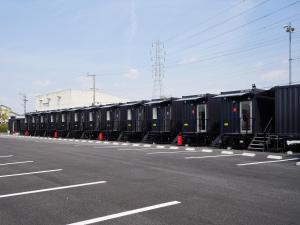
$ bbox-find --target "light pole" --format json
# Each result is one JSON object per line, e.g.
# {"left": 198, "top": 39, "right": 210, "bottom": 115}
{"left": 283, "top": 23, "right": 295, "bottom": 85}
{"left": 87, "top": 73, "right": 96, "bottom": 106}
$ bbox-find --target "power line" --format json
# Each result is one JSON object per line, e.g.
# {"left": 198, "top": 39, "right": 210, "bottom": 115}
{"left": 164, "top": 0, "right": 248, "bottom": 43}
{"left": 167, "top": 0, "right": 272, "bottom": 46}
{"left": 165, "top": 36, "right": 286, "bottom": 68}
{"left": 168, "top": 0, "right": 300, "bottom": 56}
{"left": 167, "top": 13, "right": 300, "bottom": 62}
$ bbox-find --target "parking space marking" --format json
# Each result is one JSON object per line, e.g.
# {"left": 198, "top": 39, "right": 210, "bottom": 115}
{"left": 186, "top": 154, "right": 243, "bottom": 159}
{"left": 0, "top": 169, "right": 62, "bottom": 178}
{"left": 118, "top": 148, "right": 157, "bottom": 151}
{"left": 221, "top": 150, "right": 234, "bottom": 155}
{"left": 267, "top": 155, "right": 283, "bottom": 160}
{"left": 237, "top": 158, "right": 299, "bottom": 166}
{"left": 0, "top": 161, "right": 34, "bottom": 166}
{"left": 147, "top": 150, "right": 202, "bottom": 155}
{"left": 202, "top": 149, "right": 213, "bottom": 153}
{"left": 0, "top": 155, "right": 13, "bottom": 158}
{"left": 67, "top": 201, "right": 181, "bottom": 225}
{"left": 0, "top": 180, "right": 107, "bottom": 199}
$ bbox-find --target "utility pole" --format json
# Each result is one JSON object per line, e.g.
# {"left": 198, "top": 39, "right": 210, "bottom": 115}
{"left": 87, "top": 73, "right": 96, "bottom": 106}
{"left": 151, "top": 40, "right": 166, "bottom": 99}
{"left": 283, "top": 23, "right": 295, "bottom": 85}
{"left": 20, "top": 93, "right": 28, "bottom": 114}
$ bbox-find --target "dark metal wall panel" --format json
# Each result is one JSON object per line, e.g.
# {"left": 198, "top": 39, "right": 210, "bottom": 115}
{"left": 275, "top": 84, "right": 300, "bottom": 136}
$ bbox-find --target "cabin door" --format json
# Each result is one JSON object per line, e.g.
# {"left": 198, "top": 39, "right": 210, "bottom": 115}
{"left": 163, "top": 105, "right": 171, "bottom": 132}
{"left": 197, "top": 104, "right": 207, "bottom": 132}
{"left": 113, "top": 109, "right": 120, "bottom": 131}
{"left": 240, "top": 101, "right": 252, "bottom": 134}
{"left": 136, "top": 107, "right": 144, "bottom": 132}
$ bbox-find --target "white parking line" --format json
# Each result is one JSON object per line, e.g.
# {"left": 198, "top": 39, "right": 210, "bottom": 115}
{"left": 0, "top": 161, "right": 34, "bottom": 166}
{"left": 0, "top": 169, "right": 62, "bottom": 178}
{"left": 121, "top": 143, "right": 129, "bottom": 146}
{"left": 147, "top": 150, "right": 203, "bottom": 155}
{"left": 186, "top": 154, "right": 243, "bottom": 159}
{"left": 118, "top": 148, "right": 157, "bottom": 151}
{"left": 0, "top": 180, "right": 107, "bottom": 199}
{"left": 170, "top": 146, "right": 179, "bottom": 150}
{"left": 267, "top": 155, "right": 283, "bottom": 160}
{"left": 202, "top": 149, "right": 213, "bottom": 153}
{"left": 143, "top": 144, "right": 152, "bottom": 147}
{"left": 237, "top": 158, "right": 299, "bottom": 166}
{"left": 67, "top": 201, "right": 181, "bottom": 225}
{"left": 185, "top": 147, "right": 195, "bottom": 151}
{"left": 156, "top": 145, "right": 165, "bottom": 149}
{"left": 221, "top": 150, "right": 234, "bottom": 155}
{"left": 0, "top": 155, "right": 13, "bottom": 158}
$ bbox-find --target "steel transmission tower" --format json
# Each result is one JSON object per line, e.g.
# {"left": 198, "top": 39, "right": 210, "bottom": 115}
{"left": 87, "top": 73, "right": 96, "bottom": 106}
{"left": 151, "top": 40, "right": 166, "bottom": 99}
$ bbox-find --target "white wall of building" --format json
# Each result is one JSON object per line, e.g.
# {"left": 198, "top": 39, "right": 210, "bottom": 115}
{"left": 35, "top": 89, "right": 128, "bottom": 111}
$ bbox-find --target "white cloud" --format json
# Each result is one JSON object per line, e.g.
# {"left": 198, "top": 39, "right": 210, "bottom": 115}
{"left": 32, "top": 79, "right": 53, "bottom": 87}
{"left": 123, "top": 68, "right": 140, "bottom": 79}
{"left": 260, "top": 69, "right": 288, "bottom": 82}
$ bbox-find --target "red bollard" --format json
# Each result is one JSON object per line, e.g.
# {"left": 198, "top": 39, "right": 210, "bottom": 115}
{"left": 99, "top": 132, "right": 103, "bottom": 141}
{"left": 25, "top": 131, "right": 29, "bottom": 136}
{"left": 177, "top": 133, "right": 183, "bottom": 146}
{"left": 54, "top": 131, "right": 58, "bottom": 139}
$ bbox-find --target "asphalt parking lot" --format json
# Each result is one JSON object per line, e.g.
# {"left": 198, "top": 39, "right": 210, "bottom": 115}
{"left": 0, "top": 135, "right": 299, "bottom": 225}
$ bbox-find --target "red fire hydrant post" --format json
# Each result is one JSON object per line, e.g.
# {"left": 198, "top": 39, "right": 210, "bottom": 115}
{"left": 177, "top": 133, "right": 183, "bottom": 146}
{"left": 99, "top": 132, "right": 103, "bottom": 141}
{"left": 54, "top": 131, "right": 58, "bottom": 139}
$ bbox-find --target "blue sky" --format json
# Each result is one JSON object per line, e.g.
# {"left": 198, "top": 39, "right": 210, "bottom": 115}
{"left": 1, "top": 0, "right": 300, "bottom": 113}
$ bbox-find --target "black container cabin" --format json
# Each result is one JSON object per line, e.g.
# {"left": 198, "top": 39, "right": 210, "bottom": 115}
{"left": 273, "top": 84, "right": 300, "bottom": 151}
{"left": 33, "top": 112, "right": 43, "bottom": 136}
{"left": 54, "top": 109, "right": 70, "bottom": 138}
{"left": 118, "top": 101, "right": 148, "bottom": 142}
{"left": 25, "top": 112, "right": 37, "bottom": 136}
{"left": 99, "top": 104, "right": 123, "bottom": 140}
{"left": 174, "top": 94, "right": 221, "bottom": 146}
{"left": 9, "top": 116, "right": 25, "bottom": 135}
{"left": 82, "top": 106, "right": 101, "bottom": 139}
{"left": 46, "top": 110, "right": 59, "bottom": 137}
{"left": 143, "top": 98, "right": 179, "bottom": 144}
{"left": 68, "top": 107, "right": 85, "bottom": 138}
{"left": 38, "top": 112, "right": 48, "bottom": 137}
{"left": 216, "top": 87, "right": 274, "bottom": 149}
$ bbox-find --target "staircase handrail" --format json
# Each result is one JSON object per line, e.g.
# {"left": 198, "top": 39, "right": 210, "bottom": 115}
{"left": 263, "top": 117, "right": 273, "bottom": 134}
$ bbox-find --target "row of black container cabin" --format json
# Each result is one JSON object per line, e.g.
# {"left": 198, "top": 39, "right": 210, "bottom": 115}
{"left": 9, "top": 84, "right": 300, "bottom": 151}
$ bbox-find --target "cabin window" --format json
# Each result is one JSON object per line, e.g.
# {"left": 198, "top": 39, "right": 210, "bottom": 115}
{"left": 89, "top": 112, "right": 93, "bottom": 121}
{"left": 197, "top": 104, "right": 207, "bottom": 132}
{"left": 127, "top": 109, "right": 132, "bottom": 120}
{"left": 61, "top": 114, "right": 65, "bottom": 122}
{"left": 32, "top": 117, "right": 35, "bottom": 123}
{"left": 74, "top": 113, "right": 78, "bottom": 122}
{"left": 51, "top": 115, "right": 54, "bottom": 123}
{"left": 240, "top": 101, "right": 252, "bottom": 133}
{"left": 41, "top": 116, "right": 44, "bottom": 123}
{"left": 152, "top": 107, "right": 158, "bottom": 120}
{"left": 107, "top": 111, "right": 111, "bottom": 121}
{"left": 25, "top": 117, "right": 27, "bottom": 123}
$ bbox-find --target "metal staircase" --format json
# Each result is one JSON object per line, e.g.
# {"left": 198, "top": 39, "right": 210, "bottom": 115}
{"left": 248, "top": 117, "right": 272, "bottom": 151}
{"left": 248, "top": 133, "right": 267, "bottom": 151}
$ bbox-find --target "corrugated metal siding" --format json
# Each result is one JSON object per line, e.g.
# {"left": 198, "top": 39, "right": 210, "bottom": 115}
{"left": 221, "top": 100, "right": 240, "bottom": 133}
{"left": 275, "top": 85, "right": 300, "bottom": 135}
